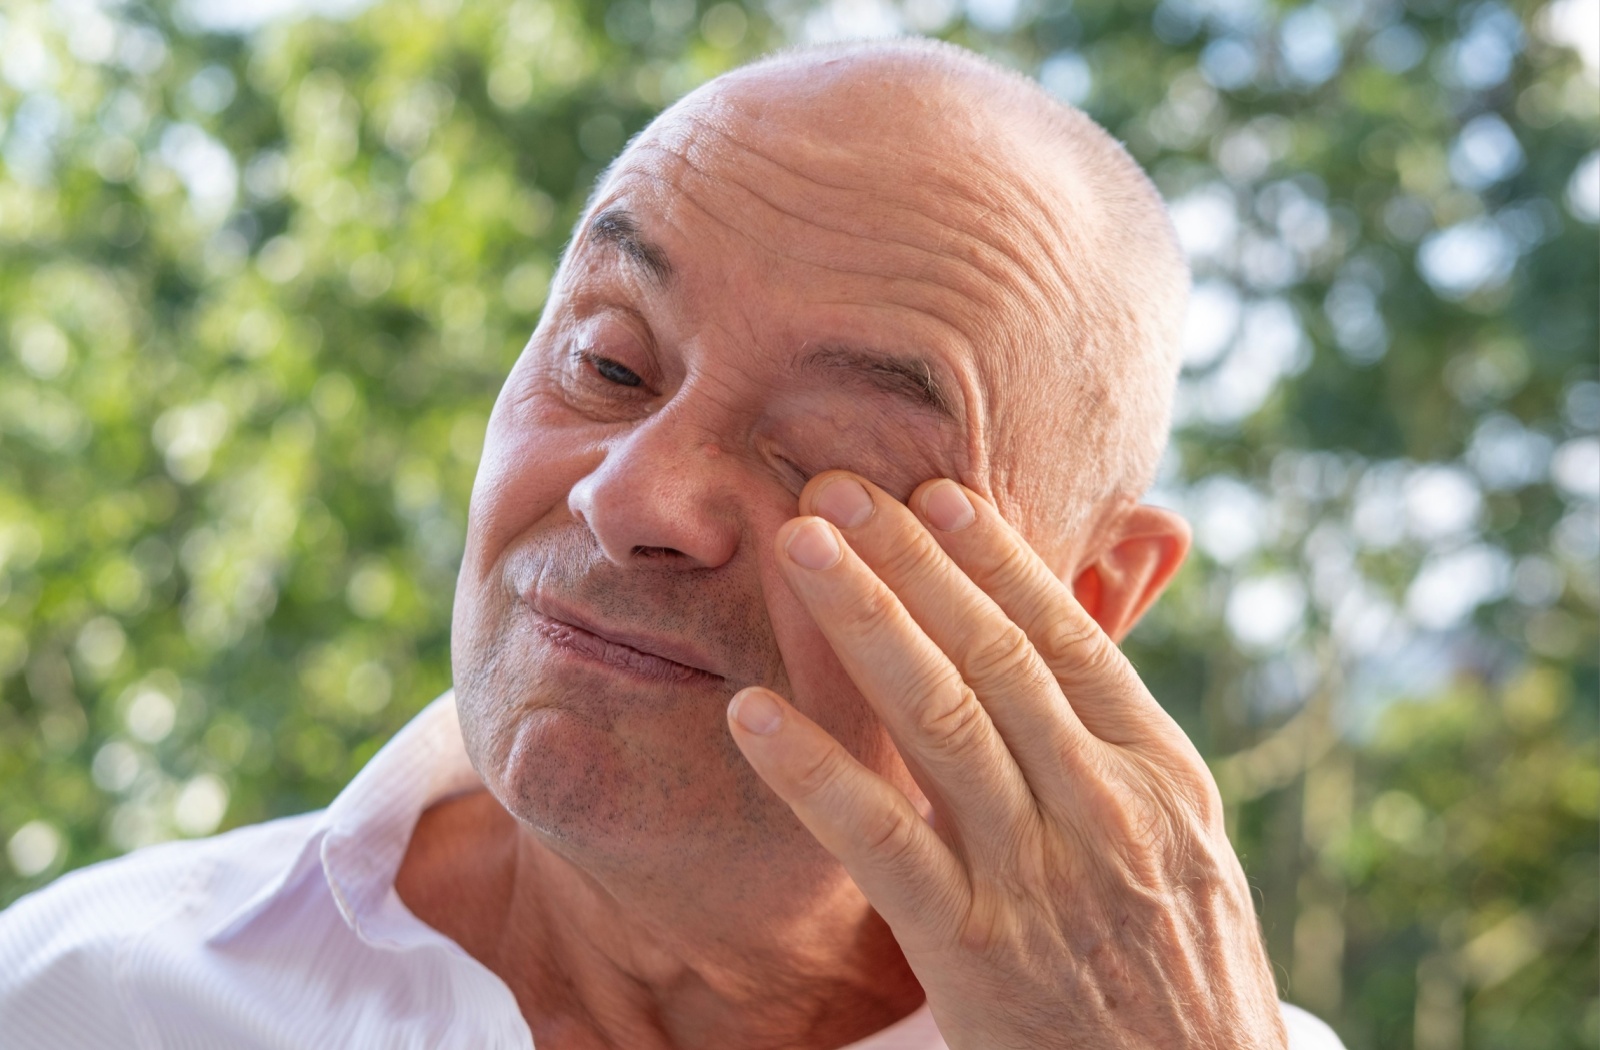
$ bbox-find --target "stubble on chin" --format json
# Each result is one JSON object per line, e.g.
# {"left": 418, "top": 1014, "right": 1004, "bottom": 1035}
{"left": 447, "top": 528, "right": 917, "bottom": 909}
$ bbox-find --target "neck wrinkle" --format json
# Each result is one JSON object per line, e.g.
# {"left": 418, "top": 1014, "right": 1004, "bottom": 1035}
{"left": 494, "top": 819, "right": 925, "bottom": 1050}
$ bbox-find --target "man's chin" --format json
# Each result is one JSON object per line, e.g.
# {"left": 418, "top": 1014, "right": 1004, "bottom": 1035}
{"left": 458, "top": 668, "right": 753, "bottom": 855}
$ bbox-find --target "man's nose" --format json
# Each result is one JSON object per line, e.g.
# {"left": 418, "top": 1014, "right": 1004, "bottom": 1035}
{"left": 568, "top": 416, "right": 741, "bottom": 569}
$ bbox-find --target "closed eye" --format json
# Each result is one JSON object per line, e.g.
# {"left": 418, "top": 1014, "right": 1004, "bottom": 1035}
{"left": 776, "top": 455, "right": 813, "bottom": 486}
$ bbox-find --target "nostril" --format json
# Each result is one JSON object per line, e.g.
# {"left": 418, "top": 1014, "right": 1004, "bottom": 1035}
{"left": 631, "top": 545, "right": 683, "bottom": 559}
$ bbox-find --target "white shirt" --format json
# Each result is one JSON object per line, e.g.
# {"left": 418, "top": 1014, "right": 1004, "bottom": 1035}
{"left": 0, "top": 694, "right": 1345, "bottom": 1049}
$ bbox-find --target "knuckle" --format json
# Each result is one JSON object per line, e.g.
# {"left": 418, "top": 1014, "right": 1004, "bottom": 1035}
{"left": 977, "top": 542, "right": 1041, "bottom": 594}
{"left": 1168, "top": 753, "right": 1228, "bottom": 832}
{"left": 836, "top": 584, "right": 901, "bottom": 635}
{"left": 1115, "top": 781, "right": 1216, "bottom": 881}
{"left": 874, "top": 527, "right": 946, "bottom": 582}
{"left": 1195, "top": 774, "right": 1228, "bottom": 831}
{"left": 1121, "top": 795, "right": 1170, "bottom": 851}
{"left": 1049, "top": 722, "right": 1094, "bottom": 770}
{"left": 857, "top": 802, "right": 923, "bottom": 869}
{"left": 957, "top": 883, "right": 1024, "bottom": 960}
{"left": 961, "top": 624, "right": 1038, "bottom": 684}
{"left": 789, "top": 743, "right": 852, "bottom": 804}
{"left": 915, "top": 685, "right": 992, "bottom": 760}
{"left": 884, "top": 658, "right": 957, "bottom": 708}
{"left": 1037, "top": 613, "right": 1111, "bottom": 675}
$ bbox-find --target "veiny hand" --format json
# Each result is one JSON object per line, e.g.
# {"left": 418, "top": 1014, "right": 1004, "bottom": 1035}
{"left": 727, "top": 473, "right": 1286, "bottom": 1050}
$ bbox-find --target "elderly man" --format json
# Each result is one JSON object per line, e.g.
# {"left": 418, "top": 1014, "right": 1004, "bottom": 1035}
{"left": 0, "top": 39, "right": 1344, "bottom": 1050}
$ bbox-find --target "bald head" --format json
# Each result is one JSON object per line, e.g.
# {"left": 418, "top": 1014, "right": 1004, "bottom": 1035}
{"left": 569, "top": 38, "right": 1189, "bottom": 556}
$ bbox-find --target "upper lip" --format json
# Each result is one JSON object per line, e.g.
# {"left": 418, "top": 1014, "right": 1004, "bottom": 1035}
{"left": 528, "top": 593, "right": 724, "bottom": 679}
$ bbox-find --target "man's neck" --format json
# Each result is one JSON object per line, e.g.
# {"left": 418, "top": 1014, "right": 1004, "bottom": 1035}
{"left": 395, "top": 790, "right": 925, "bottom": 1050}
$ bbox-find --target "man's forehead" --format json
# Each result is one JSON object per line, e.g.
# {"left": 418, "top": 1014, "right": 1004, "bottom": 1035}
{"left": 582, "top": 120, "right": 1055, "bottom": 385}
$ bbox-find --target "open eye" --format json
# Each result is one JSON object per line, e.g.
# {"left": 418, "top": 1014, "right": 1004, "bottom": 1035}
{"left": 582, "top": 352, "right": 643, "bottom": 388}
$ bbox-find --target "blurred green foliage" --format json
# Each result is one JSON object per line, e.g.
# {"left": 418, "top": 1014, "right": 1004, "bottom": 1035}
{"left": 0, "top": 0, "right": 1595, "bottom": 1046}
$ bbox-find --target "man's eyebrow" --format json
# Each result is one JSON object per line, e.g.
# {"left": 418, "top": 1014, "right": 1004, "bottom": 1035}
{"left": 587, "top": 206, "right": 673, "bottom": 284}
{"left": 798, "top": 345, "right": 958, "bottom": 421}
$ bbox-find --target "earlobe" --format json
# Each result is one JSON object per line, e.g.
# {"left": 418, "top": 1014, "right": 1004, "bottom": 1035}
{"left": 1070, "top": 505, "right": 1191, "bottom": 643}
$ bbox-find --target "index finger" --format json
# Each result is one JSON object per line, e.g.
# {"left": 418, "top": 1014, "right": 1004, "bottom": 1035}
{"left": 910, "top": 480, "right": 1171, "bottom": 747}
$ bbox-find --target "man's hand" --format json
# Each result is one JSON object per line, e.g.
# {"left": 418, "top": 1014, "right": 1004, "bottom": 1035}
{"left": 727, "top": 473, "right": 1287, "bottom": 1050}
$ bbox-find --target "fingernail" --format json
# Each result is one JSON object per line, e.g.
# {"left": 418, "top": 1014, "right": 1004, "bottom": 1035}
{"left": 923, "top": 480, "right": 975, "bottom": 531}
{"left": 813, "top": 476, "right": 874, "bottom": 528}
{"left": 785, "top": 519, "right": 842, "bottom": 570}
{"left": 730, "top": 688, "right": 783, "bottom": 735}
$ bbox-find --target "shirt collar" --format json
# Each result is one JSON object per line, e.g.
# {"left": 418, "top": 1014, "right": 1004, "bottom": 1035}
{"left": 207, "top": 691, "right": 479, "bottom": 947}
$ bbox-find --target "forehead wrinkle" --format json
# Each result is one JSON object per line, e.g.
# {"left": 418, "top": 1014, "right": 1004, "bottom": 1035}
{"left": 614, "top": 160, "right": 999, "bottom": 326}
{"left": 687, "top": 65, "right": 1108, "bottom": 350}
{"left": 626, "top": 130, "right": 1059, "bottom": 324}
{"left": 968, "top": 163, "right": 1134, "bottom": 466}
{"left": 694, "top": 113, "right": 1079, "bottom": 322}
{"left": 950, "top": 142, "right": 1086, "bottom": 266}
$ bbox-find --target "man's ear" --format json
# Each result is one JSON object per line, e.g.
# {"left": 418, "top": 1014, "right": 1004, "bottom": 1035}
{"left": 1070, "top": 505, "right": 1190, "bottom": 644}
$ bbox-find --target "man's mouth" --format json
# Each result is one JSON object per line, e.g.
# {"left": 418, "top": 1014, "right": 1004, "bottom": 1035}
{"left": 522, "top": 596, "right": 724, "bottom": 685}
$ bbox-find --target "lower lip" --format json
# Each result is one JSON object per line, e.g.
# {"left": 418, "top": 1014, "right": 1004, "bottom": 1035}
{"left": 528, "top": 612, "right": 716, "bottom": 685}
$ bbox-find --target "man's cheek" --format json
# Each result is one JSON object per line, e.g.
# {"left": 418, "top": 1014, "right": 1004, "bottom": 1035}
{"left": 465, "top": 419, "right": 593, "bottom": 576}
{"left": 764, "top": 584, "right": 906, "bottom": 778}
